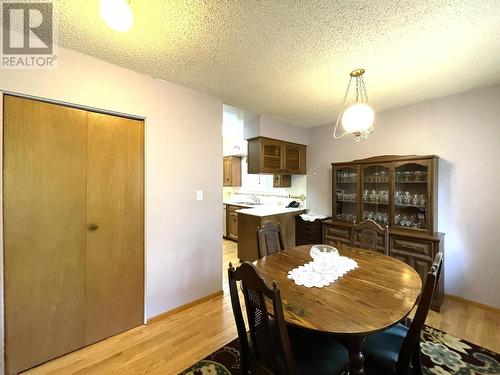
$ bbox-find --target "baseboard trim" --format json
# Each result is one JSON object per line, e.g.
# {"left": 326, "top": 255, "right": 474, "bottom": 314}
{"left": 147, "top": 290, "right": 224, "bottom": 324}
{"left": 446, "top": 294, "right": 500, "bottom": 313}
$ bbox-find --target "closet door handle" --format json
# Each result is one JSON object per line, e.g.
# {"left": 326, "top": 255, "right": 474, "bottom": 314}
{"left": 87, "top": 223, "right": 98, "bottom": 231}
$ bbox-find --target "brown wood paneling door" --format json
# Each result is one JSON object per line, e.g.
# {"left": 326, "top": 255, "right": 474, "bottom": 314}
{"left": 3, "top": 95, "right": 87, "bottom": 374}
{"left": 223, "top": 156, "right": 232, "bottom": 185}
{"left": 228, "top": 211, "right": 239, "bottom": 241}
{"left": 223, "top": 156, "right": 241, "bottom": 187}
{"left": 85, "top": 112, "right": 144, "bottom": 345}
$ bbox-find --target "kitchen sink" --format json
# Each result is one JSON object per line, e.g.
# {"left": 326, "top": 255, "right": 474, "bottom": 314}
{"left": 232, "top": 201, "right": 264, "bottom": 206}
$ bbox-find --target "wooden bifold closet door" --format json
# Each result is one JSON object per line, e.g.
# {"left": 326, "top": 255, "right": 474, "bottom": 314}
{"left": 85, "top": 112, "right": 144, "bottom": 344}
{"left": 3, "top": 95, "right": 144, "bottom": 375}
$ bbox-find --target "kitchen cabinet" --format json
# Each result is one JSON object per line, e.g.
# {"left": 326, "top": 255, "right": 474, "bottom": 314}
{"left": 284, "top": 142, "right": 306, "bottom": 174}
{"left": 273, "top": 174, "right": 291, "bottom": 188}
{"left": 226, "top": 204, "right": 243, "bottom": 241}
{"left": 228, "top": 212, "right": 238, "bottom": 240}
{"left": 223, "top": 205, "right": 227, "bottom": 238}
{"left": 223, "top": 156, "right": 241, "bottom": 187}
{"left": 247, "top": 137, "right": 306, "bottom": 175}
{"left": 237, "top": 209, "right": 305, "bottom": 261}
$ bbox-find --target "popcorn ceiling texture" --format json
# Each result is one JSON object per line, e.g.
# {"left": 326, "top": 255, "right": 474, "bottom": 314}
{"left": 57, "top": 0, "right": 500, "bottom": 127}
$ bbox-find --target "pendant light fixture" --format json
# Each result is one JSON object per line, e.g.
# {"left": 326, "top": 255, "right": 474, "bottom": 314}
{"left": 100, "top": 0, "right": 133, "bottom": 32}
{"left": 333, "top": 69, "right": 375, "bottom": 141}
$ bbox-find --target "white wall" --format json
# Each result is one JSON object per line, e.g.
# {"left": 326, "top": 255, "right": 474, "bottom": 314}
{"left": 259, "top": 114, "right": 309, "bottom": 145}
{"left": 0, "top": 47, "right": 223, "bottom": 324}
{"left": 243, "top": 113, "right": 309, "bottom": 145}
{"left": 243, "top": 111, "right": 261, "bottom": 140}
{"left": 307, "top": 84, "right": 500, "bottom": 308}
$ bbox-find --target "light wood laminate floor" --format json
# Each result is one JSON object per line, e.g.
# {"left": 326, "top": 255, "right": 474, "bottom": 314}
{"left": 25, "top": 240, "right": 499, "bottom": 374}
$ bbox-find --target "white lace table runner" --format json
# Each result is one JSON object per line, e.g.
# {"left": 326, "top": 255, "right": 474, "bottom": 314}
{"left": 299, "top": 213, "right": 328, "bottom": 222}
{"left": 287, "top": 256, "right": 358, "bottom": 288}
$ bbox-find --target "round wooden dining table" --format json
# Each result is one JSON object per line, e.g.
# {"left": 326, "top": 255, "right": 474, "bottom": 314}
{"left": 253, "top": 244, "right": 422, "bottom": 375}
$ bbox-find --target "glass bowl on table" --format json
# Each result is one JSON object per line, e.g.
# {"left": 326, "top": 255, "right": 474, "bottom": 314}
{"left": 310, "top": 244, "right": 339, "bottom": 260}
{"left": 310, "top": 244, "right": 340, "bottom": 272}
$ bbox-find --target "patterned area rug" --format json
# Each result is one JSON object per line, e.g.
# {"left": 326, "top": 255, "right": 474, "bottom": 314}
{"left": 179, "top": 325, "right": 500, "bottom": 375}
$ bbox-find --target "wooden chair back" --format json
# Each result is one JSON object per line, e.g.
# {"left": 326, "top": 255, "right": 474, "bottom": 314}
{"left": 228, "top": 261, "right": 296, "bottom": 375}
{"left": 351, "top": 219, "right": 389, "bottom": 254}
{"left": 257, "top": 221, "right": 284, "bottom": 258}
{"left": 396, "top": 252, "right": 443, "bottom": 374}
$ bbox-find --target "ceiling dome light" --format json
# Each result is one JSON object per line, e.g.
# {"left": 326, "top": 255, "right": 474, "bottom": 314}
{"left": 100, "top": 0, "right": 133, "bottom": 32}
{"left": 333, "top": 69, "right": 375, "bottom": 141}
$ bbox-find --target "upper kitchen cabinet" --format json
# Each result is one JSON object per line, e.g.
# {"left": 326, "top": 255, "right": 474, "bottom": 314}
{"left": 284, "top": 142, "right": 306, "bottom": 174}
{"left": 247, "top": 137, "right": 307, "bottom": 175}
{"left": 223, "top": 156, "right": 241, "bottom": 186}
{"left": 273, "top": 174, "right": 292, "bottom": 188}
{"left": 248, "top": 137, "right": 284, "bottom": 174}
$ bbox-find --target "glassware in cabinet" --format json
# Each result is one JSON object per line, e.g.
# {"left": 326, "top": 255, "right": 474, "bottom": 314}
{"left": 393, "top": 162, "right": 430, "bottom": 230}
{"left": 361, "top": 164, "right": 390, "bottom": 226}
{"left": 334, "top": 166, "right": 359, "bottom": 223}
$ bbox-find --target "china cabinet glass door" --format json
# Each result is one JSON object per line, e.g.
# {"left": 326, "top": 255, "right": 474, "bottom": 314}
{"left": 334, "top": 166, "right": 359, "bottom": 223}
{"left": 393, "top": 162, "right": 430, "bottom": 230}
{"left": 361, "top": 164, "right": 390, "bottom": 226}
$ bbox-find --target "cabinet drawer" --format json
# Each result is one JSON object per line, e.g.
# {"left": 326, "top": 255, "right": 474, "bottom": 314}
{"left": 323, "top": 224, "right": 351, "bottom": 246}
{"left": 323, "top": 225, "right": 350, "bottom": 240}
{"left": 298, "top": 225, "right": 321, "bottom": 236}
{"left": 324, "top": 236, "right": 350, "bottom": 246}
{"left": 391, "top": 237, "right": 433, "bottom": 257}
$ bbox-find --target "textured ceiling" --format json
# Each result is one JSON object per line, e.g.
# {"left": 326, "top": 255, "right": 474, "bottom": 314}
{"left": 57, "top": 0, "right": 500, "bottom": 127}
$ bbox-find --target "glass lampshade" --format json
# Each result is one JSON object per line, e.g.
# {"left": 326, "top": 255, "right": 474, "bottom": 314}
{"left": 100, "top": 0, "right": 133, "bottom": 32}
{"left": 341, "top": 103, "right": 375, "bottom": 134}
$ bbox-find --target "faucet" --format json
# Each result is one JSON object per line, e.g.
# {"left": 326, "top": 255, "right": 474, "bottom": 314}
{"left": 250, "top": 194, "right": 260, "bottom": 203}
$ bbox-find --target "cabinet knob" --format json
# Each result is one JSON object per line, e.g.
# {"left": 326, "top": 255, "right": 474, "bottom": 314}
{"left": 88, "top": 223, "right": 98, "bottom": 231}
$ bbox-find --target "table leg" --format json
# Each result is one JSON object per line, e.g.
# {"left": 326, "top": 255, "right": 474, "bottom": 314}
{"left": 346, "top": 335, "right": 366, "bottom": 375}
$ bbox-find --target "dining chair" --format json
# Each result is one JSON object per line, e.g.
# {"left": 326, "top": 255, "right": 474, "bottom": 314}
{"left": 351, "top": 219, "right": 389, "bottom": 254}
{"left": 257, "top": 221, "right": 284, "bottom": 258}
{"left": 363, "top": 252, "right": 443, "bottom": 375}
{"left": 228, "top": 261, "right": 349, "bottom": 375}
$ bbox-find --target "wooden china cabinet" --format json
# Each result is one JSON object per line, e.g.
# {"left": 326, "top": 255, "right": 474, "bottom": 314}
{"left": 322, "top": 155, "right": 445, "bottom": 311}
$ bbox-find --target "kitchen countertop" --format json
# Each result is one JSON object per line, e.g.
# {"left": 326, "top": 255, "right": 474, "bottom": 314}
{"left": 235, "top": 206, "right": 305, "bottom": 217}
{"left": 223, "top": 201, "right": 258, "bottom": 208}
